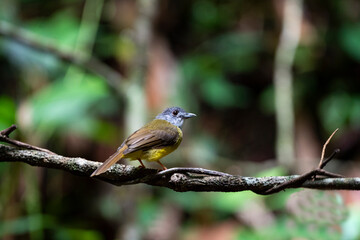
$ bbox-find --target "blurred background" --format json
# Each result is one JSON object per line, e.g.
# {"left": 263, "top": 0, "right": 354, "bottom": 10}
{"left": 0, "top": 0, "right": 360, "bottom": 239}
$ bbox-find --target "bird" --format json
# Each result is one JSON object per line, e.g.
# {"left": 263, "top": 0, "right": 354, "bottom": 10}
{"left": 90, "top": 107, "right": 196, "bottom": 177}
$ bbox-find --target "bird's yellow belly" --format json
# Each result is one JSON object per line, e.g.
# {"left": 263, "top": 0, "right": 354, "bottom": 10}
{"left": 142, "top": 146, "right": 177, "bottom": 162}
{"left": 125, "top": 144, "right": 180, "bottom": 162}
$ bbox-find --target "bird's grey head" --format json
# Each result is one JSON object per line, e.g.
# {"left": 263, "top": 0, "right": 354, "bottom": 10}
{"left": 155, "top": 107, "right": 196, "bottom": 128}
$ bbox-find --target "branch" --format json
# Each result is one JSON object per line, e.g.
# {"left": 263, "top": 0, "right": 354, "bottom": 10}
{"left": 0, "top": 125, "right": 356, "bottom": 194}
{"left": 1, "top": 144, "right": 359, "bottom": 193}
{"left": 0, "top": 21, "right": 123, "bottom": 91}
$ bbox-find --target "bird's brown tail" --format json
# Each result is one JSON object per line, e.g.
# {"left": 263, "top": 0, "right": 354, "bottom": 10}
{"left": 91, "top": 150, "right": 124, "bottom": 177}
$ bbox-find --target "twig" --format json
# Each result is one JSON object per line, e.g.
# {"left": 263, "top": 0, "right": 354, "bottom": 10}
{"left": 320, "top": 148, "right": 340, "bottom": 169}
{"left": 255, "top": 129, "right": 342, "bottom": 195}
{"left": 0, "top": 124, "right": 17, "bottom": 137}
{"left": 0, "top": 125, "right": 55, "bottom": 155}
{"left": 319, "top": 128, "right": 339, "bottom": 168}
{"left": 254, "top": 150, "right": 343, "bottom": 195}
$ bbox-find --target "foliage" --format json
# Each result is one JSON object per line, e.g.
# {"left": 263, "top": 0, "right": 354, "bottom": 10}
{"left": 0, "top": 0, "right": 359, "bottom": 239}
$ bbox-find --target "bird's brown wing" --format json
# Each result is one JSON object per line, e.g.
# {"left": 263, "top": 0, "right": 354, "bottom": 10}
{"left": 123, "top": 124, "right": 180, "bottom": 155}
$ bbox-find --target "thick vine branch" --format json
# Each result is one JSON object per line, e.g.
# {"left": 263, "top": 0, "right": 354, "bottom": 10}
{"left": 0, "top": 125, "right": 355, "bottom": 194}
{"left": 1, "top": 144, "right": 359, "bottom": 193}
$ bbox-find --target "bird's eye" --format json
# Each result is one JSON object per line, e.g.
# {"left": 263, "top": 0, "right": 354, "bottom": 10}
{"left": 172, "top": 110, "right": 179, "bottom": 116}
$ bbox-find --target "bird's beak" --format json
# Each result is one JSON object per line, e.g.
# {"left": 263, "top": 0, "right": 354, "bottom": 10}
{"left": 183, "top": 112, "right": 196, "bottom": 119}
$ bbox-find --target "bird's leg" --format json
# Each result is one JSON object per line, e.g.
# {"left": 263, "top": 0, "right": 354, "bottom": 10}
{"left": 156, "top": 160, "right": 167, "bottom": 170}
{"left": 138, "top": 159, "right": 145, "bottom": 168}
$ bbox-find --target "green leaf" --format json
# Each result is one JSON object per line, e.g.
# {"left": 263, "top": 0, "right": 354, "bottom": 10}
{"left": 0, "top": 95, "right": 16, "bottom": 130}
{"left": 0, "top": 214, "right": 54, "bottom": 236}
{"left": 342, "top": 204, "right": 360, "bottom": 240}
{"left": 255, "top": 166, "right": 287, "bottom": 177}
{"left": 294, "top": 45, "right": 318, "bottom": 72}
{"left": 200, "top": 75, "right": 250, "bottom": 108}
{"left": 26, "top": 10, "right": 79, "bottom": 50}
{"left": 207, "top": 32, "right": 261, "bottom": 72}
{"left": 138, "top": 200, "right": 160, "bottom": 228}
{"left": 319, "top": 91, "right": 352, "bottom": 132}
{"left": 211, "top": 191, "right": 259, "bottom": 213}
{"left": 165, "top": 191, "right": 209, "bottom": 211}
{"left": 192, "top": 0, "right": 219, "bottom": 30}
{"left": 340, "top": 23, "right": 360, "bottom": 62}
{"left": 259, "top": 86, "right": 274, "bottom": 114}
{"left": 54, "top": 229, "right": 103, "bottom": 240}
{"left": 200, "top": 75, "right": 235, "bottom": 108}
{"left": 28, "top": 72, "right": 111, "bottom": 139}
{"left": 349, "top": 97, "right": 360, "bottom": 126}
{"left": 3, "top": 10, "right": 80, "bottom": 72}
